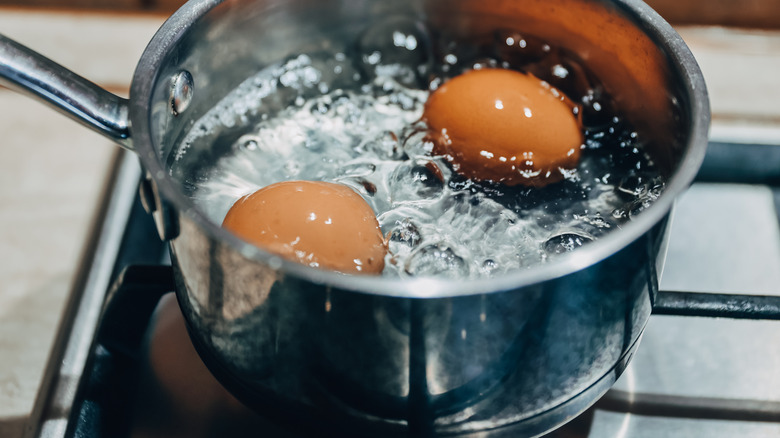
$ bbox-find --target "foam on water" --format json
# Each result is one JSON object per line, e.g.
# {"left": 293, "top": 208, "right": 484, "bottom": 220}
{"left": 171, "top": 22, "right": 664, "bottom": 279}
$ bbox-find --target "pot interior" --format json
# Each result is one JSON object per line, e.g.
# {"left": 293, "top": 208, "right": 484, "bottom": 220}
{"left": 133, "top": 0, "right": 706, "bottom": 291}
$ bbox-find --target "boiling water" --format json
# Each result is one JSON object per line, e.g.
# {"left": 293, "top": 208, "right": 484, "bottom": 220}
{"left": 171, "top": 20, "right": 664, "bottom": 279}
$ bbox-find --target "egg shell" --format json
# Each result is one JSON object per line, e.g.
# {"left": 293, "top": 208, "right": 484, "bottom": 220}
{"left": 222, "top": 181, "right": 386, "bottom": 274}
{"left": 423, "top": 68, "right": 583, "bottom": 186}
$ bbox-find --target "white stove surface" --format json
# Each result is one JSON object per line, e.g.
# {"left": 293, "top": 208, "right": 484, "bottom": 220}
{"left": 592, "top": 175, "right": 780, "bottom": 436}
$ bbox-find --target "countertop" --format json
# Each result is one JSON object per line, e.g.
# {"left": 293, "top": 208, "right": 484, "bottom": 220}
{"left": 0, "top": 7, "right": 778, "bottom": 438}
{"left": 0, "top": 9, "right": 164, "bottom": 437}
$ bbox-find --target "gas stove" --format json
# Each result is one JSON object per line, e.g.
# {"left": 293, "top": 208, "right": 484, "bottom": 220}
{"left": 23, "top": 136, "right": 780, "bottom": 437}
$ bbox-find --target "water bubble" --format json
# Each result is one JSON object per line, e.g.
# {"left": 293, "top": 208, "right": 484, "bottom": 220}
{"left": 329, "top": 95, "right": 367, "bottom": 125}
{"left": 310, "top": 99, "right": 331, "bottom": 115}
{"left": 277, "top": 55, "right": 322, "bottom": 90}
{"left": 391, "top": 90, "right": 422, "bottom": 113}
{"left": 237, "top": 135, "right": 261, "bottom": 152}
{"left": 303, "top": 135, "right": 325, "bottom": 152}
{"left": 300, "top": 52, "right": 362, "bottom": 94}
{"left": 472, "top": 57, "right": 501, "bottom": 70}
{"left": 284, "top": 160, "right": 301, "bottom": 176}
{"left": 393, "top": 30, "right": 419, "bottom": 51}
{"left": 400, "top": 124, "right": 433, "bottom": 157}
{"left": 543, "top": 232, "right": 593, "bottom": 255}
{"left": 366, "top": 130, "right": 406, "bottom": 160}
{"left": 494, "top": 31, "right": 551, "bottom": 66}
{"left": 405, "top": 244, "right": 469, "bottom": 279}
{"left": 576, "top": 213, "right": 613, "bottom": 230}
{"left": 649, "top": 181, "right": 664, "bottom": 198}
{"left": 360, "top": 179, "right": 378, "bottom": 195}
{"left": 389, "top": 159, "right": 445, "bottom": 203}
{"left": 365, "top": 51, "right": 382, "bottom": 65}
{"left": 335, "top": 177, "right": 378, "bottom": 202}
{"left": 617, "top": 175, "right": 648, "bottom": 197}
{"left": 429, "top": 76, "right": 443, "bottom": 91}
{"left": 552, "top": 64, "right": 569, "bottom": 78}
{"left": 627, "top": 182, "right": 663, "bottom": 220}
{"left": 580, "top": 88, "right": 614, "bottom": 128}
{"left": 627, "top": 201, "right": 650, "bottom": 220}
{"left": 338, "top": 162, "right": 377, "bottom": 178}
{"left": 389, "top": 217, "right": 422, "bottom": 248}
{"left": 481, "top": 259, "right": 498, "bottom": 275}
{"left": 357, "top": 17, "right": 432, "bottom": 88}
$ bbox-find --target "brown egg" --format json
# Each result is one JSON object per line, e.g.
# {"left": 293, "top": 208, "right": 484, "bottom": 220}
{"left": 222, "top": 181, "right": 386, "bottom": 274}
{"left": 423, "top": 68, "right": 583, "bottom": 187}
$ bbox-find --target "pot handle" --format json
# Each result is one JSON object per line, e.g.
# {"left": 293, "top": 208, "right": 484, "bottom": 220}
{"left": 0, "top": 33, "right": 132, "bottom": 150}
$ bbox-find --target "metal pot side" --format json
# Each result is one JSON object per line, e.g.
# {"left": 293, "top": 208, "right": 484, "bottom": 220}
{"left": 170, "top": 210, "right": 665, "bottom": 436}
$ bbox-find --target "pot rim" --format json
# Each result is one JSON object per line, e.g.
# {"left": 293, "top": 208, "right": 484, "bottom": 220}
{"left": 129, "top": 0, "right": 710, "bottom": 299}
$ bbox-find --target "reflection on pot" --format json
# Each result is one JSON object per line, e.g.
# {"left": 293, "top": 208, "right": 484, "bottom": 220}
{"left": 307, "top": 285, "right": 547, "bottom": 419}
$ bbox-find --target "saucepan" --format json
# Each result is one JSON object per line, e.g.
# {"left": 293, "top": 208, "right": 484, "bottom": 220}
{"left": 0, "top": 0, "right": 709, "bottom": 436}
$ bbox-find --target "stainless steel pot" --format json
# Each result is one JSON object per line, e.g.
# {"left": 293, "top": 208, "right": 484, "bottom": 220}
{"left": 0, "top": 0, "right": 709, "bottom": 436}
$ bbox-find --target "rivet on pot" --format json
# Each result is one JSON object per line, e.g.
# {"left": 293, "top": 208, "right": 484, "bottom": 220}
{"left": 170, "top": 70, "right": 194, "bottom": 116}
